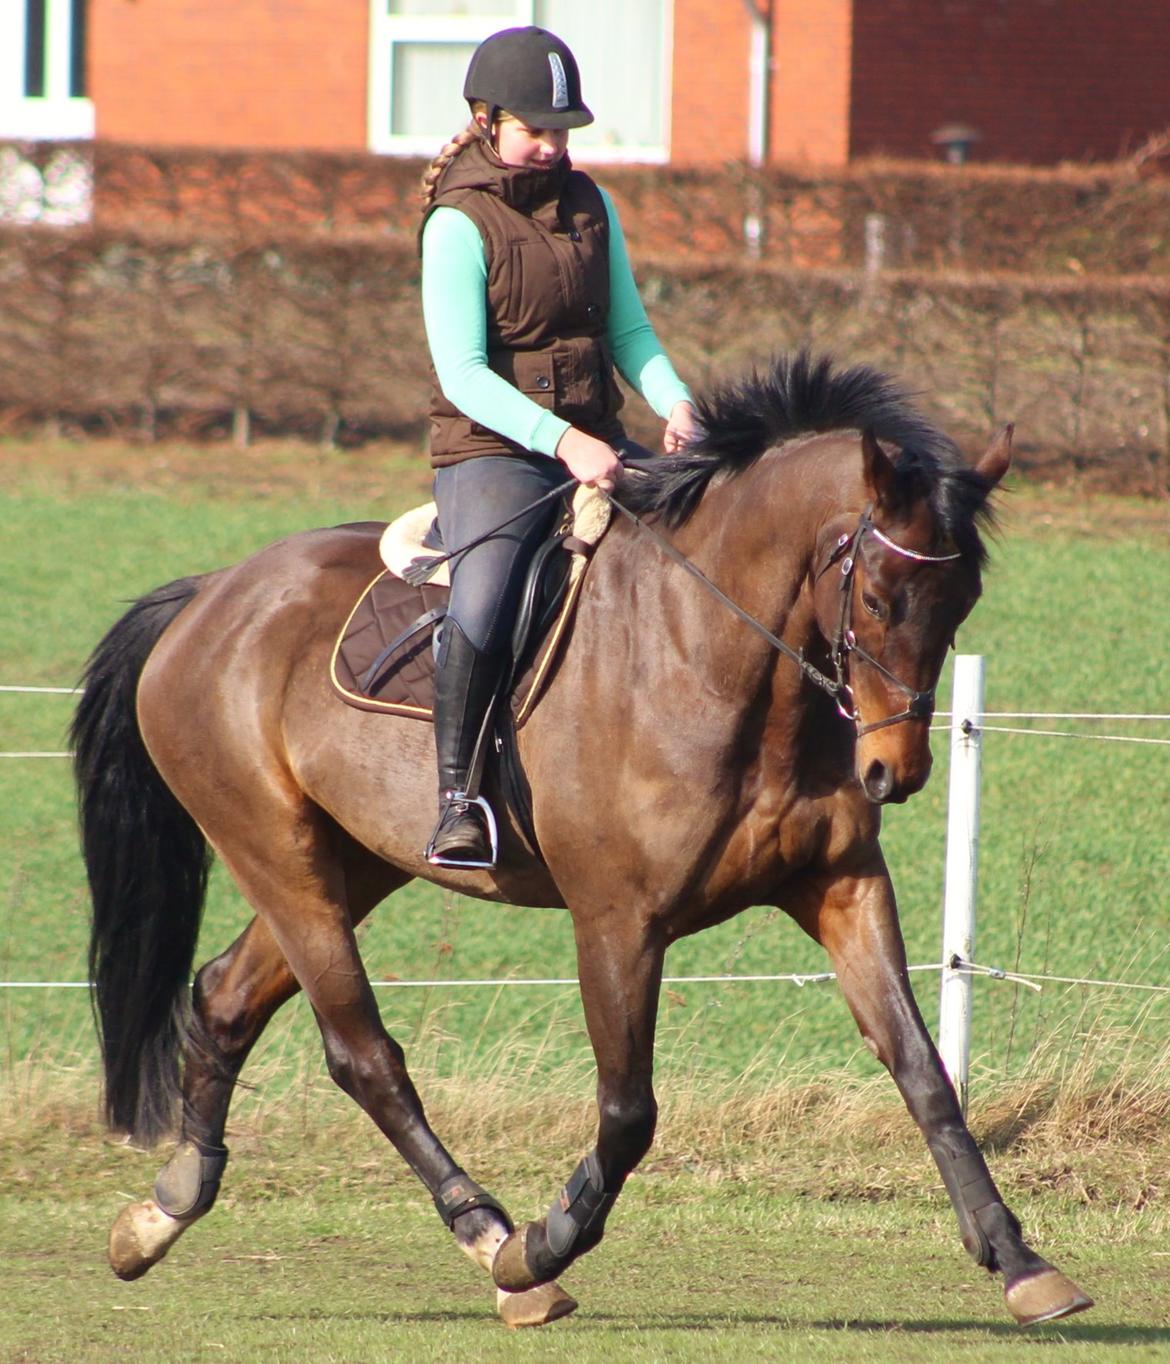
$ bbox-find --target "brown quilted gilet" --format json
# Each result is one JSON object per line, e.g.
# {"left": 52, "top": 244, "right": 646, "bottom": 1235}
{"left": 424, "top": 136, "right": 625, "bottom": 466}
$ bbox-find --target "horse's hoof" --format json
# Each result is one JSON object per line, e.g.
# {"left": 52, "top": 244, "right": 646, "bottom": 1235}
{"left": 108, "top": 1199, "right": 190, "bottom": 1281}
{"left": 496, "top": 1282, "right": 578, "bottom": 1328}
{"left": 492, "top": 1223, "right": 540, "bottom": 1292}
{"left": 1005, "top": 1268, "right": 1094, "bottom": 1326}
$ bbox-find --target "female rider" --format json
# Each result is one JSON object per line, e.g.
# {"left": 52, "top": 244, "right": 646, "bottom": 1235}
{"left": 420, "top": 25, "right": 697, "bottom": 868}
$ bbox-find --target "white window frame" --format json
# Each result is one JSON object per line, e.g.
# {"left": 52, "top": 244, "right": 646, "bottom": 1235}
{"left": 0, "top": 0, "right": 94, "bottom": 140}
{"left": 367, "top": 1, "right": 671, "bottom": 164}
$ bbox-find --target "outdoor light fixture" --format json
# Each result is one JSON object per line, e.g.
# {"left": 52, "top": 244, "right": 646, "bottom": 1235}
{"left": 931, "top": 123, "right": 982, "bottom": 165}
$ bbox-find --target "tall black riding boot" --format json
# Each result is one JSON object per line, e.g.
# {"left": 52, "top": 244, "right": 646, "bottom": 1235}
{"left": 426, "top": 620, "right": 502, "bottom": 869}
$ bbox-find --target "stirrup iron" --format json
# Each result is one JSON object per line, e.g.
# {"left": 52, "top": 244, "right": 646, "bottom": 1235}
{"left": 425, "top": 790, "right": 499, "bottom": 869}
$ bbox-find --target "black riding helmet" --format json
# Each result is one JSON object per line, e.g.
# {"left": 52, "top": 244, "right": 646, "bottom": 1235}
{"left": 463, "top": 26, "right": 593, "bottom": 130}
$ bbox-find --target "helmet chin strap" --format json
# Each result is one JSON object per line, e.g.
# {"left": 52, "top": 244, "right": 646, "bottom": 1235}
{"left": 473, "top": 107, "right": 502, "bottom": 153}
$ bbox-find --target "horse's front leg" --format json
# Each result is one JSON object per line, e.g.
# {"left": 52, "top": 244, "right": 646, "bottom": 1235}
{"left": 494, "top": 911, "right": 665, "bottom": 1292}
{"left": 786, "top": 858, "right": 1092, "bottom": 1326}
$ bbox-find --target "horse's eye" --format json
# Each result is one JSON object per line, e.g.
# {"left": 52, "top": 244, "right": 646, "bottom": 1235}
{"left": 861, "top": 591, "right": 884, "bottom": 619}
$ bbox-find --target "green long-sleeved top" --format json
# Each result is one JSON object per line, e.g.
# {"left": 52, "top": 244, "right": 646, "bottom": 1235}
{"left": 421, "top": 187, "right": 691, "bottom": 457}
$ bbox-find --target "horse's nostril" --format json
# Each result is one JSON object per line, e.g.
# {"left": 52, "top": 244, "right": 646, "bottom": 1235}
{"left": 863, "top": 760, "right": 895, "bottom": 803}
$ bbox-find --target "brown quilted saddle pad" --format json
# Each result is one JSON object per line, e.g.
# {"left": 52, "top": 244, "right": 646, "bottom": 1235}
{"left": 331, "top": 487, "right": 610, "bottom": 725}
{"left": 331, "top": 575, "right": 449, "bottom": 719}
{"left": 330, "top": 556, "right": 587, "bottom": 727}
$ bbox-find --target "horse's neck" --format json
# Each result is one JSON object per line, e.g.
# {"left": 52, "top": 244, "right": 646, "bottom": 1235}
{"left": 665, "top": 441, "right": 856, "bottom": 633}
{"left": 600, "top": 443, "right": 857, "bottom": 699}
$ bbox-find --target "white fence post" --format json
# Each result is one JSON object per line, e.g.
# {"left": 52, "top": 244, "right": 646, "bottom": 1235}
{"left": 938, "top": 654, "right": 985, "bottom": 1115}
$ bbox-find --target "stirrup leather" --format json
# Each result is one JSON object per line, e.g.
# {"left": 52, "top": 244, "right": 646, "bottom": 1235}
{"left": 426, "top": 790, "right": 499, "bottom": 869}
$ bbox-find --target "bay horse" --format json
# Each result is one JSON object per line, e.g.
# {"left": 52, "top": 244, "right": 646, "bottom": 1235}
{"left": 73, "top": 353, "right": 1091, "bottom": 1329}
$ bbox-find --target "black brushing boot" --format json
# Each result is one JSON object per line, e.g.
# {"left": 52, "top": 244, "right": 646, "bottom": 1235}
{"left": 426, "top": 620, "right": 501, "bottom": 869}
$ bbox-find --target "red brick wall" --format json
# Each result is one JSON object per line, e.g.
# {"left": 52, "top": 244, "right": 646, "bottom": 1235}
{"left": 670, "top": 0, "right": 753, "bottom": 165}
{"left": 89, "top": 0, "right": 368, "bottom": 151}
{"left": 771, "top": 0, "right": 853, "bottom": 165}
{"left": 849, "top": 0, "right": 1170, "bottom": 164}
{"left": 83, "top": 0, "right": 1170, "bottom": 167}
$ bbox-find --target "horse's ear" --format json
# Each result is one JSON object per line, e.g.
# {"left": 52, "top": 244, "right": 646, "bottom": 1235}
{"left": 861, "top": 428, "right": 898, "bottom": 509}
{"left": 975, "top": 423, "right": 1013, "bottom": 487}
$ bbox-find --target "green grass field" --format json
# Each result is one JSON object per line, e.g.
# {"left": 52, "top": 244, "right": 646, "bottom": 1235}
{"left": 3, "top": 436, "right": 1167, "bottom": 1081}
{"left": 2, "top": 435, "right": 1169, "bottom": 1359}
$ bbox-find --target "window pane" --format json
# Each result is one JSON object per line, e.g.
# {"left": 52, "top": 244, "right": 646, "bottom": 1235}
{"left": 24, "top": 0, "right": 46, "bottom": 98}
{"left": 389, "top": 0, "right": 505, "bottom": 14}
{"left": 391, "top": 42, "right": 478, "bottom": 138}
{"left": 536, "top": 0, "right": 663, "bottom": 149}
{"left": 70, "top": 0, "right": 87, "bottom": 97}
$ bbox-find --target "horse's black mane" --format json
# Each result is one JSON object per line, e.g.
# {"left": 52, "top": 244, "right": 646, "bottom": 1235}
{"left": 621, "top": 351, "right": 996, "bottom": 564}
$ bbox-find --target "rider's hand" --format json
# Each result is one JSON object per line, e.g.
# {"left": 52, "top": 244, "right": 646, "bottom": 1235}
{"left": 555, "top": 428, "right": 623, "bottom": 491}
{"left": 664, "top": 400, "right": 701, "bottom": 453}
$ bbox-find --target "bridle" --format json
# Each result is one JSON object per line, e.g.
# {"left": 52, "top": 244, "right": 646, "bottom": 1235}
{"left": 822, "top": 508, "right": 962, "bottom": 736}
{"left": 607, "top": 494, "right": 962, "bottom": 737}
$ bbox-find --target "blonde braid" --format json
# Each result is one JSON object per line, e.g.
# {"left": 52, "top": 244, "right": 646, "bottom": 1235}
{"left": 419, "top": 122, "right": 482, "bottom": 211}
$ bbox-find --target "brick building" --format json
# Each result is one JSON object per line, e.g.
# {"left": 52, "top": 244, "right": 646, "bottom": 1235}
{"left": 2, "top": 0, "right": 1167, "bottom": 167}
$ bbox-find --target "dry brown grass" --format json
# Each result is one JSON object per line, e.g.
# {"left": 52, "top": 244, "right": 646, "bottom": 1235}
{"left": 4, "top": 1027, "right": 1167, "bottom": 1216}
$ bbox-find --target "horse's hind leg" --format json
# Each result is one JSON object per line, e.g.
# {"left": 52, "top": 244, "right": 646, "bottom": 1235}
{"left": 109, "top": 848, "right": 403, "bottom": 1280}
{"left": 787, "top": 863, "right": 1092, "bottom": 1326}
{"left": 108, "top": 912, "right": 302, "bottom": 1281}
{"left": 120, "top": 819, "right": 572, "bottom": 1326}
{"left": 233, "top": 852, "right": 573, "bottom": 1324}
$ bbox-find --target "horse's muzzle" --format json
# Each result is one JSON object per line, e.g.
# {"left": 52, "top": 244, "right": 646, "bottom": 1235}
{"left": 860, "top": 752, "right": 931, "bottom": 804}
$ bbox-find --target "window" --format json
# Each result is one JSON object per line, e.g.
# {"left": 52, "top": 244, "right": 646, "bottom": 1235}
{"left": 368, "top": 0, "right": 670, "bottom": 162}
{"left": 0, "top": 0, "right": 93, "bottom": 222}
{"left": 0, "top": 0, "right": 94, "bottom": 140}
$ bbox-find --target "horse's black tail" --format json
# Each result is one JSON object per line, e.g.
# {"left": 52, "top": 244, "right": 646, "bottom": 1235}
{"left": 71, "top": 576, "right": 210, "bottom": 1146}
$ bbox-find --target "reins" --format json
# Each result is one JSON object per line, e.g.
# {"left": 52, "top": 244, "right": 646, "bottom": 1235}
{"left": 607, "top": 492, "right": 962, "bottom": 736}
{"left": 604, "top": 494, "right": 841, "bottom": 700}
{"left": 402, "top": 476, "right": 580, "bottom": 586}
{"left": 401, "top": 460, "right": 961, "bottom": 737}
